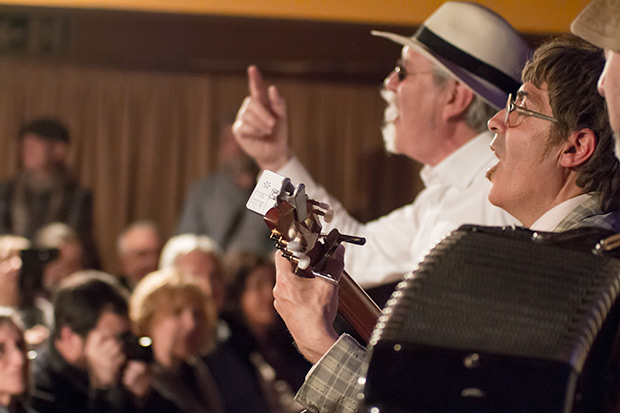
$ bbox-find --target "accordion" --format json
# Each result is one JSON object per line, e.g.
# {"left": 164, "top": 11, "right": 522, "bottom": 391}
{"left": 364, "top": 225, "right": 620, "bottom": 412}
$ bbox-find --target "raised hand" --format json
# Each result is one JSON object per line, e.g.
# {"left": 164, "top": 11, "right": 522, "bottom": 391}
{"left": 232, "top": 65, "right": 291, "bottom": 171}
{"left": 85, "top": 329, "right": 126, "bottom": 389}
{"left": 272, "top": 245, "right": 345, "bottom": 364}
{"left": 122, "top": 360, "right": 153, "bottom": 400}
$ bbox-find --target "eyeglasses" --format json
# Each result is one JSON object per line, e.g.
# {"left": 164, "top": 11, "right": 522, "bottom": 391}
{"left": 393, "top": 63, "right": 434, "bottom": 82}
{"left": 504, "top": 93, "right": 558, "bottom": 127}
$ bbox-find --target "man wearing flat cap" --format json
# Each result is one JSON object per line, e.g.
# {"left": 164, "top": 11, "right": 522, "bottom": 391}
{"left": 233, "top": 1, "right": 530, "bottom": 288}
{"left": 0, "top": 118, "right": 97, "bottom": 266}
{"left": 571, "top": 0, "right": 620, "bottom": 160}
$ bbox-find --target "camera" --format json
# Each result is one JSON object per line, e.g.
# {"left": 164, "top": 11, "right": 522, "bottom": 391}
{"left": 119, "top": 331, "right": 153, "bottom": 363}
{"left": 19, "top": 248, "right": 60, "bottom": 296}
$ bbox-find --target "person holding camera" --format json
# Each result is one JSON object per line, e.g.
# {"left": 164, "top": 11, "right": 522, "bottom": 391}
{"left": 0, "top": 235, "right": 53, "bottom": 350}
{"left": 31, "top": 271, "right": 177, "bottom": 412}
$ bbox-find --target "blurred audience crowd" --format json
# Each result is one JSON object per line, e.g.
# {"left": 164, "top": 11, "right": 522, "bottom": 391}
{"left": 0, "top": 117, "right": 308, "bottom": 413}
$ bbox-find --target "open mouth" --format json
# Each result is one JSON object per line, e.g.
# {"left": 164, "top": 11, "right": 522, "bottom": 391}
{"left": 486, "top": 163, "right": 498, "bottom": 181}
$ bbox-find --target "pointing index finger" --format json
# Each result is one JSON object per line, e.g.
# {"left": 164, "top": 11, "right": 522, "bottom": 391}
{"left": 248, "top": 65, "right": 270, "bottom": 109}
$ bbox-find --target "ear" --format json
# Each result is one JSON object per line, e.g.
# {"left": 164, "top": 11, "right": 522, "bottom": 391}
{"left": 442, "top": 81, "right": 475, "bottom": 121}
{"left": 559, "top": 128, "right": 596, "bottom": 168}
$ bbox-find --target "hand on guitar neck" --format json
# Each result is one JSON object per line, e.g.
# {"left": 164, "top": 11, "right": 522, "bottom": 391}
{"left": 273, "top": 247, "right": 344, "bottom": 364}
{"left": 247, "top": 170, "right": 381, "bottom": 363}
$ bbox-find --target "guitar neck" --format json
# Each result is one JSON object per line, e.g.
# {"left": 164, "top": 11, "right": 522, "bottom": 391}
{"left": 337, "top": 270, "right": 382, "bottom": 343}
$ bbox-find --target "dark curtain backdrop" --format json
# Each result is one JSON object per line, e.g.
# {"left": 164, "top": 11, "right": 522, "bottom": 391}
{"left": 0, "top": 57, "right": 421, "bottom": 272}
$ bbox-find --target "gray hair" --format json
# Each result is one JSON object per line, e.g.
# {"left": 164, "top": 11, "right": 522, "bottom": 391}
{"left": 158, "top": 233, "right": 221, "bottom": 270}
{"left": 432, "top": 65, "right": 498, "bottom": 133}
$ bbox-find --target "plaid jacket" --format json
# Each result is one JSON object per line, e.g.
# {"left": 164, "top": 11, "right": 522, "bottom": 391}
{"left": 554, "top": 196, "right": 620, "bottom": 232}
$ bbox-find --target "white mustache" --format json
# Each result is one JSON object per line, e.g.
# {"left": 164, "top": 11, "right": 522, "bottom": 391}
{"left": 381, "top": 88, "right": 398, "bottom": 153}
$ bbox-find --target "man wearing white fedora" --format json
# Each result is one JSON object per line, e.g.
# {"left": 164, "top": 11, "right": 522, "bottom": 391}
{"left": 571, "top": 0, "right": 620, "bottom": 160}
{"left": 233, "top": 2, "right": 531, "bottom": 288}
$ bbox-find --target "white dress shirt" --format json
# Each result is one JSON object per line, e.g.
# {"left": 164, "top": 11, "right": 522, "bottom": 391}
{"left": 278, "top": 131, "right": 519, "bottom": 287}
{"left": 529, "top": 193, "right": 592, "bottom": 232}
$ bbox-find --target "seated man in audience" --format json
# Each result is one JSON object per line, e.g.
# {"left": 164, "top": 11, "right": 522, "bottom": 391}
{"left": 271, "top": 36, "right": 620, "bottom": 413}
{"left": 176, "top": 120, "right": 272, "bottom": 257}
{"left": 0, "top": 118, "right": 99, "bottom": 268}
{"left": 31, "top": 272, "right": 175, "bottom": 412}
{"left": 116, "top": 220, "right": 162, "bottom": 290}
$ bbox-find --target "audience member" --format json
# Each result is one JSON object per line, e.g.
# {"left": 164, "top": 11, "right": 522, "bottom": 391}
{"left": 0, "top": 307, "right": 33, "bottom": 413}
{"left": 233, "top": 2, "right": 531, "bottom": 287}
{"left": 130, "top": 268, "right": 224, "bottom": 412}
{"left": 0, "top": 235, "right": 52, "bottom": 349}
{"left": 159, "top": 234, "right": 274, "bottom": 412}
{"left": 116, "top": 220, "right": 162, "bottom": 290}
{"left": 571, "top": 0, "right": 620, "bottom": 159}
{"left": 271, "top": 35, "right": 620, "bottom": 413}
{"left": 176, "top": 120, "right": 272, "bottom": 256}
{"left": 0, "top": 118, "right": 97, "bottom": 267}
{"left": 34, "top": 222, "right": 85, "bottom": 294}
{"left": 159, "top": 234, "right": 226, "bottom": 310}
{"left": 31, "top": 272, "right": 175, "bottom": 412}
{"left": 221, "top": 252, "right": 308, "bottom": 411}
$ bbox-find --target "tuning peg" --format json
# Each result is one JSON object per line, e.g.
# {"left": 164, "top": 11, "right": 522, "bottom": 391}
{"left": 297, "top": 255, "right": 311, "bottom": 270}
{"left": 323, "top": 208, "right": 334, "bottom": 223}
{"left": 287, "top": 240, "right": 300, "bottom": 252}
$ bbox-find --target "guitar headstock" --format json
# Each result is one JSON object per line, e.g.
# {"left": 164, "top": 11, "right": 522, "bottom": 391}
{"left": 247, "top": 170, "right": 364, "bottom": 282}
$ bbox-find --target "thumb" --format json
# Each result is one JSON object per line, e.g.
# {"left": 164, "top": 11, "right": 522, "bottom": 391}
{"left": 268, "top": 85, "right": 287, "bottom": 118}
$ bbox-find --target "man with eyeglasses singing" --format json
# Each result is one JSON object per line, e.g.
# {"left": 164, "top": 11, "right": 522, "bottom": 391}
{"left": 233, "top": 2, "right": 530, "bottom": 289}
{"left": 486, "top": 35, "right": 620, "bottom": 231}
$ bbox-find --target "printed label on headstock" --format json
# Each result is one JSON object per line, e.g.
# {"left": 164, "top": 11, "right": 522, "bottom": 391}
{"left": 246, "top": 170, "right": 288, "bottom": 216}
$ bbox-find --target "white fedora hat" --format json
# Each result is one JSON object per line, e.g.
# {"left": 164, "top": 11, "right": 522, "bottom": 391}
{"left": 372, "top": 1, "right": 532, "bottom": 109}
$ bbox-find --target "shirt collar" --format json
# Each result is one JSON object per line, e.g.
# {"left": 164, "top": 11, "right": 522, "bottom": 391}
{"left": 529, "top": 193, "right": 592, "bottom": 231}
{"left": 420, "top": 131, "right": 495, "bottom": 189}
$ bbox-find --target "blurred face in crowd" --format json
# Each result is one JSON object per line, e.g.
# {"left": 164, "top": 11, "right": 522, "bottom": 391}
{"left": 0, "top": 320, "right": 27, "bottom": 406}
{"left": 64, "top": 309, "right": 130, "bottom": 369}
{"left": 381, "top": 46, "right": 454, "bottom": 165}
{"left": 21, "top": 134, "right": 66, "bottom": 174}
{"left": 598, "top": 50, "right": 620, "bottom": 158}
{"left": 241, "top": 264, "right": 277, "bottom": 331}
{"left": 175, "top": 250, "right": 224, "bottom": 311}
{"left": 119, "top": 227, "right": 161, "bottom": 284}
{"left": 148, "top": 291, "right": 208, "bottom": 369}
{"left": 43, "top": 241, "right": 84, "bottom": 290}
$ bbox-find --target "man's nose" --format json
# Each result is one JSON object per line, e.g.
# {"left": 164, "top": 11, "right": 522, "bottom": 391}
{"left": 487, "top": 109, "right": 506, "bottom": 134}
{"left": 383, "top": 70, "right": 399, "bottom": 91}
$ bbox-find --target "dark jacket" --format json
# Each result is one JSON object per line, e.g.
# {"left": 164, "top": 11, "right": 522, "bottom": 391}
{"left": 31, "top": 342, "right": 179, "bottom": 413}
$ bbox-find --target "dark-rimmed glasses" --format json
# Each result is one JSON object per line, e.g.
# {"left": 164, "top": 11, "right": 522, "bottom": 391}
{"left": 504, "top": 93, "right": 558, "bottom": 127}
{"left": 393, "top": 63, "right": 434, "bottom": 82}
